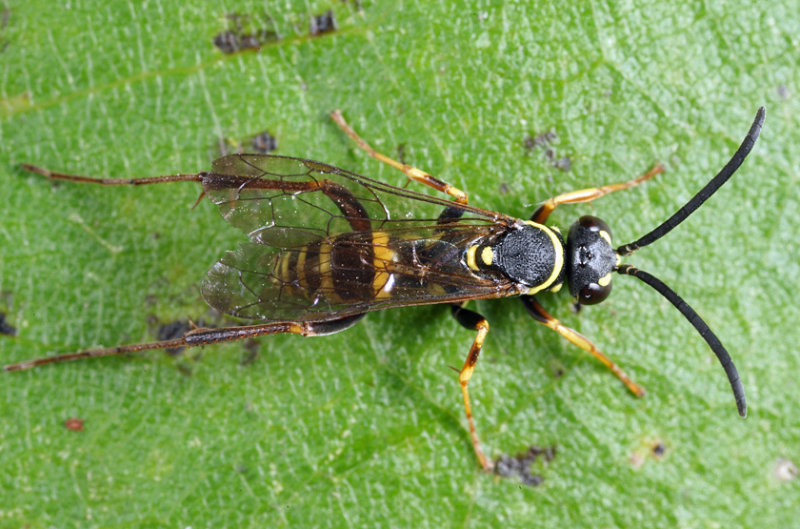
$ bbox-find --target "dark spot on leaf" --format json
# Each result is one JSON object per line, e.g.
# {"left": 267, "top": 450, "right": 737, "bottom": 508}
{"left": 213, "top": 31, "right": 239, "bottom": 54}
{"left": 157, "top": 320, "right": 193, "bottom": 356}
{"left": 216, "top": 130, "right": 278, "bottom": 156}
{"left": 777, "top": 85, "right": 790, "bottom": 99}
{"left": 252, "top": 131, "right": 278, "bottom": 154}
{"left": 0, "top": 312, "right": 17, "bottom": 336}
{"left": 553, "top": 156, "right": 572, "bottom": 171}
{"left": 310, "top": 10, "right": 337, "bottom": 36}
{"left": 523, "top": 136, "right": 535, "bottom": 151}
{"left": 396, "top": 143, "right": 407, "bottom": 165}
{"left": 631, "top": 438, "right": 668, "bottom": 468}
{"left": 524, "top": 129, "right": 557, "bottom": 151}
{"left": 213, "top": 13, "right": 280, "bottom": 54}
{"left": 65, "top": 417, "right": 84, "bottom": 431}
{"left": 498, "top": 182, "right": 509, "bottom": 195}
{"left": 494, "top": 445, "right": 556, "bottom": 487}
{"left": 523, "top": 129, "right": 571, "bottom": 171}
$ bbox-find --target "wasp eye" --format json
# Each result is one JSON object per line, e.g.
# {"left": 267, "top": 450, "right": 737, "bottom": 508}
{"left": 578, "top": 281, "right": 612, "bottom": 305}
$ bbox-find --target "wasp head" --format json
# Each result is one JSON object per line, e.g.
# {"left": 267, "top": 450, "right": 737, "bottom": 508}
{"left": 565, "top": 216, "right": 617, "bottom": 305}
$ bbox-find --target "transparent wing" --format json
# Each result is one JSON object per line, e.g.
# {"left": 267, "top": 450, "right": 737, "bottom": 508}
{"left": 201, "top": 225, "right": 520, "bottom": 322}
{"left": 201, "top": 154, "right": 511, "bottom": 247}
{"left": 199, "top": 154, "right": 521, "bottom": 322}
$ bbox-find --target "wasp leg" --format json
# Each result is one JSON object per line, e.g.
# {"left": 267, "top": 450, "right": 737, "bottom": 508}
{"left": 4, "top": 314, "right": 365, "bottom": 372}
{"left": 19, "top": 163, "right": 203, "bottom": 186}
{"left": 519, "top": 295, "right": 645, "bottom": 397}
{"left": 450, "top": 303, "right": 492, "bottom": 471}
{"left": 531, "top": 164, "right": 664, "bottom": 224}
{"left": 331, "top": 110, "right": 468, "bottom": 204}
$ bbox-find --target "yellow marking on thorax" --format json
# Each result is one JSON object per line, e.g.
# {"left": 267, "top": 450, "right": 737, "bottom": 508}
{"left": 598, "top": 273, "right": 612, "bottom": 287}
{"left": 523, "top": 220, "right": 565, "bottom": 295}
{"left": 480, "top": 246, "right": 493, "bottom": 266}
{"left": 550, "top": 282, "right": 563, "bottom": 293}
{"left": 599, "top": 230, "right": 612, "bottom": 245}
{"left": 466, "top": 245, "right": 479, "bottom": 271}
{"left": 372, "top": 231, "right": 397, "bottom": 299}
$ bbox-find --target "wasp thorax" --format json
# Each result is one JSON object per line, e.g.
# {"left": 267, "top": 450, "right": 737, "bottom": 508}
{"left": 494, "top": 224, "right": 564, "bottom": 288}
{"left": 566, "top": 216, "right": 616, "bottom": 305}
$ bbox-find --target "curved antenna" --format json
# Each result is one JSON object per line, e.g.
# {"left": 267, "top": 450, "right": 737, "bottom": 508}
{"left": 616, "top": 264, "right": 746, "bottom": 418}
{"left": 617, "top": 107, "right": 765, "bottom": 255}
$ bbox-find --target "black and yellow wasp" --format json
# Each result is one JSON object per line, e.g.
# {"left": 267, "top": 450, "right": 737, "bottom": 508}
{"left": 6, "top": 108, "right": 764, "bottom": 471}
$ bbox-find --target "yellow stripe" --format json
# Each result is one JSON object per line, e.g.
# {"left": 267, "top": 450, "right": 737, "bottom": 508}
{"left": 296, "top": 247, "right": 308, "bottom": 287}
{"left": 319, "top": 240, "right": 335, "bottom": 298}
{"left": 278, "top": 251, "right": 291, "bottom": 282}
{"left": 524, "top": 220, "right": 564, "bottom": 295}
{"left": 466, "top": 245, "right": 479, "bottom": 271}
{"left": 480, "top": 246, "right": 493, "bottom": 266}
{"left": 372, "top": 231, "right": 396, "bottom": 299}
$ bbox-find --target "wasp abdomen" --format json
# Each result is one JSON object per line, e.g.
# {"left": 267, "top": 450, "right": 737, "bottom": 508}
{"left": 275, "top": 232, "right": 394, "bottom": 303}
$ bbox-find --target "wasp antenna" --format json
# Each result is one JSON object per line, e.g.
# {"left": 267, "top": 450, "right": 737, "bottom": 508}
{"left": 617, "top": 107, "right": 765, "bottom": 256}
{"left": 616, "top": 264, "right": 746, "bottom": 418}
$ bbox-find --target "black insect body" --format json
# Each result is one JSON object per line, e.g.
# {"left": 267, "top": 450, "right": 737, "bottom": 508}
{"left": 6, "top": 108, "right": 765, "bottom": 473}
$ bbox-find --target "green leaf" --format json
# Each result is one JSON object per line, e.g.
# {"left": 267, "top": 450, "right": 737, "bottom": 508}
{"left": 2, "top": 1, "right": 798, "bottom": 527}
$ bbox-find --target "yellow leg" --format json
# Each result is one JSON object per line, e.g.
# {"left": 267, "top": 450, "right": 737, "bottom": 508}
{"left": 330, "top": 110, "right": 468, "bottom": 204}
{"left": 521, "top": 296, "right": 645, "bottom": 397}
{"left": 533, "top": 164, "right": 664, "bottom": 223}
{"left": 458, "top": 318, "right": 492, "bottom": 470}
{"left": 449, "top": 303, "right": 494, "bottom": 470}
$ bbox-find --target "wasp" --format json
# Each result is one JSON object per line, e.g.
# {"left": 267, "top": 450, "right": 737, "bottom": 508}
{"left": 6, "top": 108, "right": 764, "bottom": 471}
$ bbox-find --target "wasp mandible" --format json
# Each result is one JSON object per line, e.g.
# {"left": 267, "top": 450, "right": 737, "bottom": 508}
{"left": 6, "top": 108, "right": 765, "bottom": 471}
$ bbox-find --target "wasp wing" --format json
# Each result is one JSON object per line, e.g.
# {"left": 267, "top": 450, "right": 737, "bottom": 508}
{"left": 202, "top": 154, "right": 510, "bottom": 244}
{"left": 200, "top": 154, "right": 521, "bottom": 322}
